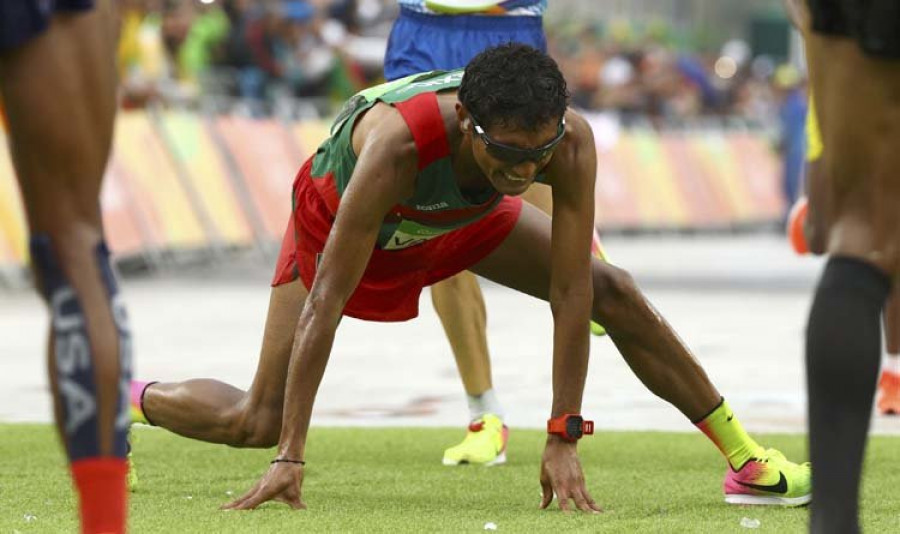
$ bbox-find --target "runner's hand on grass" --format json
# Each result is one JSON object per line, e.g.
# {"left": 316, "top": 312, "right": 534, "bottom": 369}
{"left": 539, "top": 437, "right": 602, "bottom": 513}
{"left": 221, "top": 462, "right": 306, "bottom": 510}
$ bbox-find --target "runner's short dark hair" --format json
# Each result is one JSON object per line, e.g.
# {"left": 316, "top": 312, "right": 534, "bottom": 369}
{"left": 459, "top": 43, "right": 569, "bottom": 132}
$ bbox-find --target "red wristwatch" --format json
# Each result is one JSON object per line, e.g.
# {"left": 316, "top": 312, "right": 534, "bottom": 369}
{"left": 547, "top": 414, "right": 594, "bottom": 442}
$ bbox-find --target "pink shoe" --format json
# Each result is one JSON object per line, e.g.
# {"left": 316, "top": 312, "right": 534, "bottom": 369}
{"left": 723, "top": 449, "right": 811, "bottom": 506}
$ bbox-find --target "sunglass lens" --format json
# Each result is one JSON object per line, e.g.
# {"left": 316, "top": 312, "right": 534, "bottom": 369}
{"left": 487, "top": 145, "right": 525, "bottom": 164}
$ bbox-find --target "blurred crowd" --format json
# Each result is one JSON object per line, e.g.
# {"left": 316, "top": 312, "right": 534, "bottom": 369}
{"left": 117, "top": 1, "right": 806, "bottom": 131}
{"left": 117, "top": 0, "right": 395, "bottom": 115}
{"left": 113, "top": 1, "right": 809, "bottom": 217}
{"left": 549, "top": 19, "right": 808, "bottom": 212}
{"left": 550, "top": 20, "right": 807, "bottom": 128}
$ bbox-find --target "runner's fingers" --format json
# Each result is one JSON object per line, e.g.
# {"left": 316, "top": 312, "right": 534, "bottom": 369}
{"left": 242, "top": 482, "right": 288, "bottom": 511}
{"left": 572, "top": 490, "right": 591, "bottom": 513}
{"left": 556, "top": 488, "right": 572, "bottom": 513}
{"left": 236, "top": 488, "right": 267, "bottom": 511}
{"left": 574, "top": 489, "right": 602, "bottom": 514}
{"left": 539, "top": 480, "right": 554, "bottom": 509}
{"left": 221, "top": 486, "right": 260, "bottom": 511}
{"left": 586, "top": 492, "right": 603, "bottom": 513}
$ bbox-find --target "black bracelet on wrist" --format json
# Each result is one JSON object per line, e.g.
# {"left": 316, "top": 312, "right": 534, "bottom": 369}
{"left": 271, "top": 458, "right": 306, "bottom": 465}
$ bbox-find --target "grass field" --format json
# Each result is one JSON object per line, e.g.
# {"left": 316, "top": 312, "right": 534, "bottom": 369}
{"left": 2, "top": 425, "right": 900, "bottom": 533}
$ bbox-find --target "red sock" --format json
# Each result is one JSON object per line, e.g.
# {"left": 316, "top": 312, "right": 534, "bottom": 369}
{"left": 71, "top": 458, "right": 128, "bottom": 534}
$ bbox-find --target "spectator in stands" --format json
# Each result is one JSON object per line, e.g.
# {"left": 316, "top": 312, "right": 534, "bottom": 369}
{"left": 176, "top": 1, "right": 230, "bottom": 88}
{"left": 773, "top": 63, "right": 807, "bottom": 220}
{"left": 239, "top": 3, "right": 285, "bottom": 110}
{"left": 220, "top": 0, "right": 256, "bottom": 75}
{"left": 118, "top": 0, "right": 169, "bottom": 108}
{"left": 278, "top": 1, "right": 335, "bottom": 98}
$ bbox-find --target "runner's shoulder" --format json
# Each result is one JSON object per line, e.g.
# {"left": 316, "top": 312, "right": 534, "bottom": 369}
{"left": 352, "top": 103, "right": 418, "bottom": 163}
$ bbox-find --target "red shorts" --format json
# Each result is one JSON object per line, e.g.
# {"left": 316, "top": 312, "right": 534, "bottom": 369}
{"left": 272, "top": 157, "right": 523, "bottom": 322}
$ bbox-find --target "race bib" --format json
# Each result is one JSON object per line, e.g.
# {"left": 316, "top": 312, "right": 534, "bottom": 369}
{"left": 382, "top": 219, "right": 454, "bottom": 250}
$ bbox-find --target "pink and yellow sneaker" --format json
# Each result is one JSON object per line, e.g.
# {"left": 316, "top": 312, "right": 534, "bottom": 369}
{"left": 724, "top": 448, "right": 811, "bottom": 506}
{"left": 442, "top": 414, "right": 509, "bottom": 466}
{"left": 130, "top": 380, "right": 155, "bottom": 425}
{"left": 877, "top": 370, "right": 900, "bottom": 415}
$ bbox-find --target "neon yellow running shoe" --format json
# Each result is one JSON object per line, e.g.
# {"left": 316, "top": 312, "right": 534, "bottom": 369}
{"left": 442, "top": 414, "right": 508, "bottom": 466}
{"left": 724, "top": 448, "right": 811, "bottom": 506}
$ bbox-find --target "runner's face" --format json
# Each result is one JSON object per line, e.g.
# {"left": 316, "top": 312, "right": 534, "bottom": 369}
{"left": 468, "top": 115, "right": 563, "bottom": 196}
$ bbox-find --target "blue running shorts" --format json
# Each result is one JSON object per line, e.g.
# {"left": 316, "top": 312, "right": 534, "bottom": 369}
{"left": 0, "top": 0, "right": 94, "bottom": 51}
{"left": 384, "top": 8, "right": 546, "bottom": 81}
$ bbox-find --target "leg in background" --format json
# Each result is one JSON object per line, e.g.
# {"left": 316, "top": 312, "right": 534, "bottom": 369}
{"left": 804, "top": 28, "right": 900, "bottom": 533}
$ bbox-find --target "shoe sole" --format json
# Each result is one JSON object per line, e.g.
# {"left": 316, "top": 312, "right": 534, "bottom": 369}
{"left": 724, "top": 493, "right": 811, "bottom": 507}
{"left": 442, "top": 451, "right": 506, "bottom": 467}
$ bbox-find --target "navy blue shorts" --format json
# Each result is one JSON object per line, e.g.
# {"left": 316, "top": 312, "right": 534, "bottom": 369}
{"left": 384, "top": 8, "right": 546, "bottom": 81}
{"left": 0, "top": 0, "right": 94, "bottom": 51}
{"left": 808, "top": 0, "right": 900, "bottom": 59}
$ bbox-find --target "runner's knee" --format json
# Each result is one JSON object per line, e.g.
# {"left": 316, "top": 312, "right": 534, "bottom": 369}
{"left": 29, "top": 226, "right": 103, "bottom": 297}
{"left": 592, "top": 265, "right": 640, "bottom": 323}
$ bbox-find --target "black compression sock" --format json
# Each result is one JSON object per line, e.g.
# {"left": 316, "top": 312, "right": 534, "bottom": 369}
{"left": 807, "top": 257, "right": 892, "bottom": 534}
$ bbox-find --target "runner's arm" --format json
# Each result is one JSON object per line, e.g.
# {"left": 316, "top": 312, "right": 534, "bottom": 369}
{"left": 537, "top": 110, "right": 603, "bottom": 513}
{"left": 276, "top": 109, "right": 418, "bottom": 461}
{"left": 545, "top": 111, "right": 597, "bottom": 420}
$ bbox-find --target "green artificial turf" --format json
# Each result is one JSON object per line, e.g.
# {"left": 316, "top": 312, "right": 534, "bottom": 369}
{"left": 2, "top": 425, "right": 900, "bottom": 533}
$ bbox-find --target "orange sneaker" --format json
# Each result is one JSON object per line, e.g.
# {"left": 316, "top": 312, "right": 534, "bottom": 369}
{"left": 877, "top": 370, "right": 900, "bottom": 415}
{"left": 787, "top": 197, "right": 809, "bottom": 255}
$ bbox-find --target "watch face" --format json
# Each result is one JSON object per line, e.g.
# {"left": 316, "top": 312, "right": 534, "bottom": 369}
{"left": 565, "top": 415, "right": 584, "bottom": 439}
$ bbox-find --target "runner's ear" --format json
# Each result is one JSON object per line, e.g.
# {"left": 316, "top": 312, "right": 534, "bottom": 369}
{"left": 460, "top": 118, "right": 470, "bottom": 133}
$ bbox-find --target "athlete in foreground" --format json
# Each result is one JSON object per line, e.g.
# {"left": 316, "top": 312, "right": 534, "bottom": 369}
{"left": 0, "top": 1, "right": 131, "bottom": 533}
{"left": 783, "top": 1, "right": 900, "bottom": 531}
{"left": 132, "top": 44, "right": 810, "bottom": 512}
{"left": 787, "top": 96, "right": 900, "bottom": 416}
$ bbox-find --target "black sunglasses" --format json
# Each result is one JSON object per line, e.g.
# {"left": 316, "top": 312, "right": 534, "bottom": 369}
{"left": 469, "top": 114, "right": 566, "bottom": 165}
